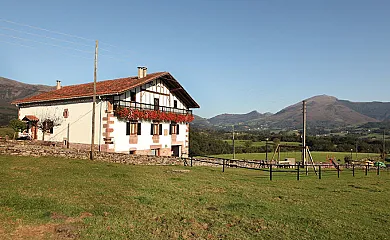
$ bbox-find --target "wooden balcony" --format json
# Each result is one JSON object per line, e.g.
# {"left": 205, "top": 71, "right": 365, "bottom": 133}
{"left": 113, "top": 100, "right": 192, "bottom": 115}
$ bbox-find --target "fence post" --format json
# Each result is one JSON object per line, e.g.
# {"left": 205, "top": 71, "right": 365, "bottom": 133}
{"left": 305, "top": 165, "right": 308, "bottom": 176}
{"left": 365, "top": 165, "right": 368, "bottom": 176}
{"left": 270, "top": 164, "right": 273, "bottom": 181}
{"left": 297, "top": 163, "right": 300, "bottom": 181}
{"left": 319, "top": 165, "right": 321, "bottom": 180}
{"left": 222, "top": 159, "right": 225, "bottom": 172}
{"left": 337, "top": 166, "right": 340, "bottom": 178}
{"left": 352, "top": 164, "right": 355, "bottom": 177}
{"left": 190, "top": 157, "right": 193, "bottom": 167}
{"left": 377, "top": 164, "right": 380, "bottom": 175}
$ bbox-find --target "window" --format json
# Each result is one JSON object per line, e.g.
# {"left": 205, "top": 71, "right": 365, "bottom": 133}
{"left": 63, "top": 109, "right": 69, "bottom": 118}
{"left": 151, "top": 122, "right": 162, "bottom": 135}
{"left": 154, "top": 98, "right": 159, "bottom": 111}
{"left": 43, "top": 120, "right": 54, "bottom": 134}
{"left": 126, "top": 121, "right": 141, "bottom": 135}
{"left": 173, "top": 100, "right": 177, "bottom": 109}
{"left": 151, "top": 149, "right": 159, "bottom": 156}
{"left": 130, "top": 91, "right": 136, "bottom": 102}
{"left": 170, "top": 122, "right": 180, "bottom": 135}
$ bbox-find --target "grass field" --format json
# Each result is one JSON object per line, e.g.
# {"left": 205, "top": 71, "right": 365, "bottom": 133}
{"left": 0, "top": 155, "right": 389, "bottom": 239}
{"left": 214, "top": 152, "right": 381, "bottom": 162}
{"left": 224, "top": 140, "right": 300, "bottom": 147}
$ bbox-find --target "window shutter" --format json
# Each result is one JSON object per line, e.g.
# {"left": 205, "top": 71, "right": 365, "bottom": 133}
{"left": 150, "top": 124, "right": 154, "bottom": 135}
{"left": 169, "top": 124, "right": 172, "bottom": 135}
{"left": 137, "top": 123, "right": 142, "bottom": 135}
{"left": 126, "top": 122, "right": 130, "bottom": 135}
{"left": 176, "top": 124, "right": 180, "bottom": 135}
{"left": 159, "top": 124, "right": 163, "bottom": 135}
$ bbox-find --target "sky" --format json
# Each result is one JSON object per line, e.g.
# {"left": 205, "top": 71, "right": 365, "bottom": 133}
{"left": 1, "top": 0, "right": 390, "bottom": 118}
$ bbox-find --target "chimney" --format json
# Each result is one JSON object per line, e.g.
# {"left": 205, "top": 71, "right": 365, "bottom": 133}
{"left": 137, "top": 66, "right": 147, "bottom": 79}
{"left": 143, "top": 67, "right": 147, "bottom": 77}
{"left": 56, "top": 80, "right": 61, "bottom": 90}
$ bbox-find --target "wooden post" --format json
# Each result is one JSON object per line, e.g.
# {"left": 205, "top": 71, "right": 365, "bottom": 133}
{"left": 337, "top": 166, "right": 340, "bottom": 178}
{"left": 377, "top": 164, "right": 380, "bottom": 175}
{"left": 302, "top": 101, "right": 306, "bottom": 165}
{"left": 190, "top": 157, "right": 193, "bottom": 167}
{"left": 222, "top": 159, "right": 225, "bottom": 172}
{"left": 232, "top": 125, "right": 235, "bottom": 159}
{"left": 270, "top": 164, "right": 273, "bottom": 181}
{"left": 66, "top": 123, "right": 70, "bottom": 149}
{"left": 90, "top": 40, "right": 98, "bottom": 160}
{"left": 352, "top": 164, "right": 355, "bottom": 177}
{"left": 319, "top": 165, "right": 321, "bottom": 179}
{"left": 297, "top": 163, "right": 300, "bottom": 181}
{"left": 365, "top": 165, "right": 368, "bottom": 176}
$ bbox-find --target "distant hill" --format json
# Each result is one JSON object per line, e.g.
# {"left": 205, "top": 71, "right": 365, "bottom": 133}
{"left": 192, "top": 95, "right": 390, "bottom": 130}
{"left": 269, "top": 95, "right": 379, "bottom": 128}
{"left": 338, "top": 100, "right": 390, "bottom": 121}
{"left": 208, "top": 110, "right": 268, "bottom": 126}
{"left": 0, "top": 77, "right": 54, "bottom": 126}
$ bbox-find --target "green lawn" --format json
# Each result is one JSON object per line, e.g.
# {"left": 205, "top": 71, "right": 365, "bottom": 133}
{"left": 0, "top": 155, "right": 389, "bottom": 239}
{"left": 214, "top": 152, "right": 381, "bottom": 162}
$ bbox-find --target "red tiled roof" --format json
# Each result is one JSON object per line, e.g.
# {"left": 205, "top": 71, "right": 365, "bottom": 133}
{"left": 22, "top": 115, "right": 39, "bottom": 121}
{"left": 12, "top": 72, "right": 200, "bottom": 108}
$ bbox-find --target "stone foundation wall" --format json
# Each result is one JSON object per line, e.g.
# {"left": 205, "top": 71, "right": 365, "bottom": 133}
{"left": 0, "top": 141, "right": 184, "bottom": 165}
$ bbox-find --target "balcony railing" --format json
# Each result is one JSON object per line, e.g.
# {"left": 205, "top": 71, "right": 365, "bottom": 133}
{"left": 113, "top": 100, "right": 192, "bottom": 115}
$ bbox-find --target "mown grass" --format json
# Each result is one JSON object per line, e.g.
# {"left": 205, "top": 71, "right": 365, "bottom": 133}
{"left": 0, "top": 155, "right": 389, "bottom": 239}
{"left": 214, "top": 152, "right": 381, "bottom": 162}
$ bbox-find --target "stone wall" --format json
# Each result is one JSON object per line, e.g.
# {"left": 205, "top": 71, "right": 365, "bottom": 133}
{"left": 0, "top": 140, "right": 185, "bottom": 165}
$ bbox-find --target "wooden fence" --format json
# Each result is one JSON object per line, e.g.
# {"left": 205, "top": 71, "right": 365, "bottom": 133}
{"left": 183, "top": 156, "right": 388, "bottom": 181}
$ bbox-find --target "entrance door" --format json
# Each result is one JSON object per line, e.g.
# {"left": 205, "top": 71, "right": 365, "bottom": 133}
{"left": 171, "top": 145, "right": 181, "bottom": 157}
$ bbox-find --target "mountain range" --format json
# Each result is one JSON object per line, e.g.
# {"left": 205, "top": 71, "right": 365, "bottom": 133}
{"left": 1, "top": 76, "right": 390, "bottom": 130}
{"left": 0, "top": 77, "right": 54, "bottom": 126}
{"left": 192, "top": 95, "right": 390, "bottom": 130}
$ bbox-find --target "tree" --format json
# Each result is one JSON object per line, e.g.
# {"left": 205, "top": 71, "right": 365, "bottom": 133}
{"left": 9, "top": 119, "right": 27, "bottom": 139}
{"left": 35, "top": 109, "right": 63, "bottom": 141}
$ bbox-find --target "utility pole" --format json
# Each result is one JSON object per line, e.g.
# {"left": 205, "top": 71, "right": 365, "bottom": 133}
{"left": 383, "top": 130, "right": 386, "bottom": 161}
{"left": 232, "top": 125, "right": 235, "bottom": 159}
{"left": 355, "top": 141, "right": 358, "bottom": 160}
{"left": 302, "top": 100, "right": 306, "bottom": 165}
{"left": 90, "top": 40, "right": 98, "bottom": 160}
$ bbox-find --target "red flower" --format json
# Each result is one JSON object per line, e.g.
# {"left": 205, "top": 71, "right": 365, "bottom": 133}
{"left": 115, "top": 107, "right": 194, "bottom": 123}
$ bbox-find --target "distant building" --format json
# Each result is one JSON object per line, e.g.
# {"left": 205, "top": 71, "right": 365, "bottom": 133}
{"left": 12, "top": 67, "right": 199, "bottom": 157}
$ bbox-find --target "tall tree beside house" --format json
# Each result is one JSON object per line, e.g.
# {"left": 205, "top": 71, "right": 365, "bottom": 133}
{"left": 8, "top": 118, "right": 26, "bottom": 139}
{"left": 35, "top": 110, "right": 63, "bottom": 141}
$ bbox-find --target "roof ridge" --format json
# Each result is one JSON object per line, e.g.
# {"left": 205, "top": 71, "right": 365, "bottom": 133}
{"left": 60, "top": 71, "right": 167, "bottom": 88}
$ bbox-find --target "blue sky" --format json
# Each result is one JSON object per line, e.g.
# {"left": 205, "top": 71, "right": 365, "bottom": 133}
{"left": 1, "top": 0, "right": 389, "bottom": 118}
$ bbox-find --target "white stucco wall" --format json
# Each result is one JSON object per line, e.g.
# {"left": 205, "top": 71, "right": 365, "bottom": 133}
{"left": 18, "top": 99, "right": 107, "bottom": 147}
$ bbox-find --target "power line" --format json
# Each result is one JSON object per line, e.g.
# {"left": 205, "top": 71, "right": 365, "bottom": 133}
{"left": 0, "top": 32, "right": 94, "bottom": 54}
{"left": 0, "top": 25, "right": 94, "bottom": 49}
{"left": 0, "top": 32, "right": 129, "bottom": 62}
{"left": 0, "top": 18, "right": 93, "bottom": 42}
{"left": 0, "top": 18, "right": 133, "bottom": 55}
{"left": 0, "top": 39, "right": 35, "bottom": 48}
{"left": 0, "top": 25, "right": 121, "bottom": 54}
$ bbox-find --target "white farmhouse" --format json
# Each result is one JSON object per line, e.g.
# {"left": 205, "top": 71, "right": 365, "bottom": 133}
{"left": 12, "top": 67, "right": 199, "bottom": 157}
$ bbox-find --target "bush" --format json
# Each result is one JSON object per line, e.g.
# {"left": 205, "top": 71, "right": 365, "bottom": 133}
{"left": 0, "top": 127, "right": 15, "bottom": 138}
